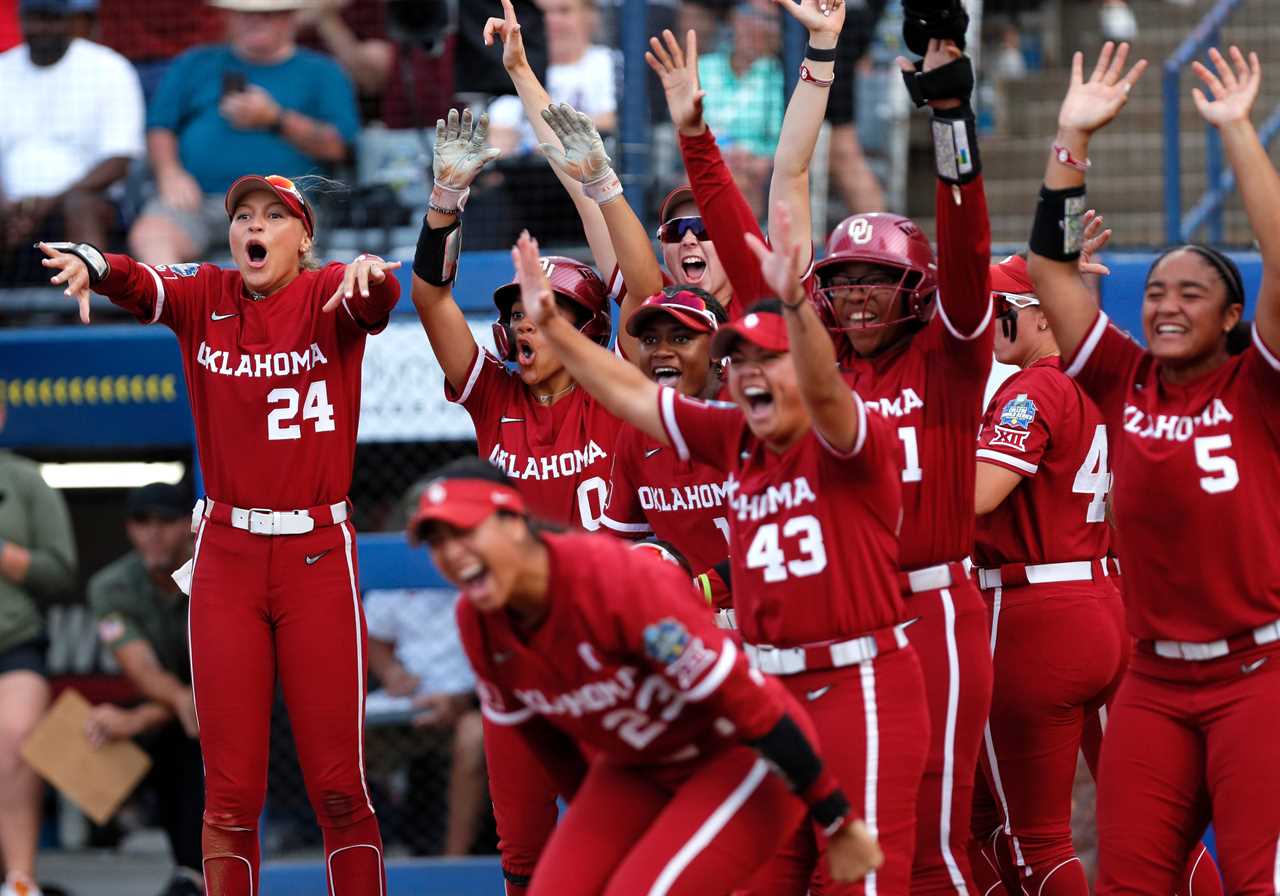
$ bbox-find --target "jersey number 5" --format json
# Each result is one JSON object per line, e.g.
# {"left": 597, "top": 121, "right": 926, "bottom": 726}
{"left": 745, "top": 515, "right": 828, "bottom": 583}
{"left": 267, "top": 381, "right": 336, "bottom": 441}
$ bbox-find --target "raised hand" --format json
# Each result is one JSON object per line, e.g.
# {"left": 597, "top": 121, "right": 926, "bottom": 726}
{"left": 773, "top": 0, "right": 845, "bottom": 39}
{"left": 1057, "top": 42, "right": 1148, "bottom": 138}
{"left": 1191, "top": 46, "right": 1261, "bottom": 129}
{"left": 538, "top": 103, "right": 613, "bottom": 184}
{"left": 645, "top": 29, "right": 707, "bottom": 136}
{"left": 512, "top": 230, "right": 556, "bottom": 326}
{"left": 1079, "top": 209, "right": 1112, "bottom": 277}
{"left": 826, "top": 820, "right": 884, "bottom": 883}
{"left": 433, "top": 108, "right": 502, "bottom": 193}
{"left": 483, "top": 0, "right": 529, "bottom": 74}
{"left": 38, "top": 241, "right": 92, "bottom": 323}
{"left": 745, "top": 202, "right": 807, "bottom": 306}
{"left": 323, "top": 254, "right": 403, "bottom": 312}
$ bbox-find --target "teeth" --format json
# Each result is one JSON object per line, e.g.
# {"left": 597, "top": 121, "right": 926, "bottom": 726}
{"left": 849, "top": 311, "right": 876, "bottom": 322}
{"left": 459, "top": 563, "right": 486, "bottom": 584}
{"left": 682, "top": 256, "right": 704, "bottom": 265}
{"left": 1155, "top": 324, "right": 1187, "bottom": 334}
{"left": 743, "top": 385, "right": 769, "bottom": 397}
{"left": 654, "top": 367, "right": 679, "bottom": 376}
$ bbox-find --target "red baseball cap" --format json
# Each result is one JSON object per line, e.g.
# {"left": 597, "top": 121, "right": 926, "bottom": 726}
{"left": 225, "top": 174, "right": 315, "bottom": 237}
{"left": 625, "top": 289, "right": 721, "bottom": 337}
{"left": 990, "top": 254, "right": 1036, "bottom": 299}
{"left": 408, "top": 477, "right": 526, "bottom": 541}
{"left": 657, "top": 185, "right": 696, "bottom": 224}
{"left": 710, "top": 308, "right": 789, "bottom": 359}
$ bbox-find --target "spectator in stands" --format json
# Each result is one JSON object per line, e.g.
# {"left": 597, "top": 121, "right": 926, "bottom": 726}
{"left": 364, "top": 583, "right": 485, "bottom": 857}
{"left": 696, "top": 0, "right": 783, "bottom": 218}
{"left": 487, "top": 0, "right": 617, "bottom": 156}
{"left": 0, "top": 0, "right": 143, "bottom": 284}
{"left": 0, "top": 392, "right": 77, "bottom": 896}
{"left": 85, "top": 482, "right": 202, "bottom": 896}
{"left": 127, "top": 0, "right": 360, "bottom": 266}
{"left": 96, "top": 0, "right": 223, "bottom": 100}
{"left": 677, "top": 0, "right": 732, "bottom": 52}
{"left": 826, "top": 0, "right": 888, "bottom": 214}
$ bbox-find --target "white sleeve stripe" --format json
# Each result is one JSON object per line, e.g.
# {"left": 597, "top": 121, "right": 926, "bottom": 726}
{"left": 455, "top": 348, "right": 488, "bottom": 404}
{"left": 480, "top": 702, "right": 534, "bottom": 726}
{"left": 600, "top": 515, "right": 653, "bottom": 534}
{"left": 976, "top": 448, "right": 1039, "bottom": 475}
{"left": 1065, "top": 312, "right": 1109, "bottom": 379}
{"left": 140, "top": 264, "right": 166, "bottom": 324}
{"left": 660, "top": 387, "right": 691, "bottom": 462}
{"left": 685, "top": 638, "right": 737, "bottom": 702}
{"left": 1253, "top": 323, "right": 1280, "bottom": 372}
{"left": 813, "top": 391, "right": 868, "bottom": 459}
{"left": 937, "top": 291, "right": 993, "bottom": 342}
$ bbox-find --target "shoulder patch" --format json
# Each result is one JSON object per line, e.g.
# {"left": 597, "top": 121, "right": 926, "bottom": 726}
{"left": 155, "top": 263, "right": 200, "bottom": 278}
{"left": 643, "top": 617, "right": 690, "bottom": 666}
{"left": 97, "top": 613, "right": 126, "bottom": 644}
{"left": 999, "top": 393, "right": 1037, "bottom": 430}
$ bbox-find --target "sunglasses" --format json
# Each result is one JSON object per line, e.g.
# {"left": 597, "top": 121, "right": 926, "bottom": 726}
{"left": 992, "top": 291, "right": 1039, "bottom": 314}
{"left": 656, "top": 216, "right": 709, "bottom": 244}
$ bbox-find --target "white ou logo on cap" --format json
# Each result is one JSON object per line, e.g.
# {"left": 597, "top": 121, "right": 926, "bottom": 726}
{"left": 428, "top": 483, "right": 447, "bottom": 504}
{"left": 849, "top": 218, "right": 873, "bottom": 245}
{"left": 744, "top": 313, "right": 760, "bottom": 328}
{"left": 492, "top": 491, "right": 512, "bottom": 505}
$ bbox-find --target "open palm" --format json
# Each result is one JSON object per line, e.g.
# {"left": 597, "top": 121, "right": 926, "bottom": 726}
{"left": 1191, "top": 46, "right": 1261, "bottom": 128}
{"left": 645, "top": 29, "right": 706, "bottom": 134}
{"left": 773, "top": 0, "right": 845, "bottom": 42}
{"left": 1057, "top": 42, "right": 1148, "bottom": 136}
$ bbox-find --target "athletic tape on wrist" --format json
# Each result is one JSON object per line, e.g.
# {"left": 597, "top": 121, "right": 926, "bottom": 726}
{"left": 43, "top": 241, "right": 109, "bottom": 284}
{"left": 413, "top": 216, "right": 462, "bottom": 287}
{"left": 430, "top": 181, "right": 470, "bottom": 213}
{"left": 1029, "top": 185, "right": 1087, "bottom": 262}
{"left": 930, "top": 107, "right": 981, "bottom": 184}
{"left": 582, "top": 168, "right": 623, "bottom": 205}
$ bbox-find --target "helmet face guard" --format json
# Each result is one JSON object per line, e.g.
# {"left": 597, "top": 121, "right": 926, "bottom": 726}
{"left": 490, "top": 256, "right": 611, "bottom": 361}
{"left": 811, "top": 266, "right": 932, "bottom": 334}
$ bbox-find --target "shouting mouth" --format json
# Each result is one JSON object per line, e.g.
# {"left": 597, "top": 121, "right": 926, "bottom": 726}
{"left": 681, "top": 255, "right": 708, "bottom": 283}
{"left": 245, "top": 240, "right": 268, "bottom": 269}
{"left": 652, "top": 365, "right": 682, "bottom": 388}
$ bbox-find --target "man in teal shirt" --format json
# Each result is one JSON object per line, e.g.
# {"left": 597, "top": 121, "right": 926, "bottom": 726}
{"left": 128, "top": 0, "right": 359, "bottom": 266}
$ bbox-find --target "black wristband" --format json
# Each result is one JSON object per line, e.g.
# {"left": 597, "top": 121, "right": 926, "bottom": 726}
{"left": 810, "top": 789, "right": 854, "bottom": 835}
{"left": 930, "top": 105, "right": 981, "bottom": 184}
{"left": 413, "top": 216, "right": 462, "bottom": 287}
{"left": 805, "top": 44, "right": 838, "bottom": 63}
{"left": 1029, "top": 184, "right": 1087, "bottom": 262}
{"left": 901, "top": 55, "right": 975, "bottom": 108}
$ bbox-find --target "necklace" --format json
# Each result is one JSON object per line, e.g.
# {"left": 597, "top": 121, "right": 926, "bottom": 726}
{"left": 534, "top": 383, "right": 576, "bottom": 405}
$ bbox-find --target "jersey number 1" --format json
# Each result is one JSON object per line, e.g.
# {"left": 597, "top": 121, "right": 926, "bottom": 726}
{"left": 267, "top": 381, "right": 336, "bottom": 441}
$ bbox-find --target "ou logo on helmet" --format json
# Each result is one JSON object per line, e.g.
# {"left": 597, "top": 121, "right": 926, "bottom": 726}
{"left": 848, "top": 217, "right": 874, "bottom": 245}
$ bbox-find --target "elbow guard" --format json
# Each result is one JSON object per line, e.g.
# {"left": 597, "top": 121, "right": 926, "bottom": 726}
{"left": 412, "top": 216, "right": 462, "bottom": 287}
{"left": 749, "top": 713, "right": 853, "bottom": 835}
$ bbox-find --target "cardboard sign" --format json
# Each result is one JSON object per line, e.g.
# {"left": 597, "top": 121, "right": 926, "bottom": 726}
{"left": 20, "top": 689, "right": 152, "bottom": 825}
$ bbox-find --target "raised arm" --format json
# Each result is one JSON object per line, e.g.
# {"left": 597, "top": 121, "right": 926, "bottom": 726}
{"left": 647, "top": 29, "right": 771, "bottom": 306}
{"left": 513, "top": 232, "right": 670, "bottom": 444}
{"left": 1027, "top": 42, "right": 1146, "bottom": 360}
{"left": 483, "top": 0, "right": 618, "bottom": 278}
{"left": 1191, "top": 46, "right": 1280, "bottom": 347}
{"left": 768, "top": 0, "right": 846, "bottom": 264}
{"left": 412, "top": 109, "right": 501, "bottom": 392}
{"left": 749, "top": 202, "right": 860, "bottom": 453}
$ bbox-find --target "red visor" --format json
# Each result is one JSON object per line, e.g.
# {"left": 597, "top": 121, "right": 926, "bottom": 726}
{"left": 408, "top": 478, "right": 526, "bottom": 540}
{"left": 658, "top": 184, "right": 696, "bottom": 224}
{"left": 710, "top": 310, "right": 789, "bottom": 359}
{"left": 225, "top": 174, "right": 315, "bottom": 237}
{"left": 990, "top": 254, "right": 1035, "bottom": 299}
{"left": 625, "top": 290, "right": 720, "bottom": 337}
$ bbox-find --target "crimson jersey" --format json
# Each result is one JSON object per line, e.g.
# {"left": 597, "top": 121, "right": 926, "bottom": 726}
{"left": 839, "top": 180, "right": 994, "bottom": 571}
{"left": 447, "top": 347, "right": 626, "bottom": 530}
{"left": 973, "top": 356, "right": 1112, "bottom": 568}
{"left": 460, "top": 532, "right": 787, "bottom": 763}
{"left": 601, "top": 423, "right": 731, "bottom": 573}
{"left": 1067, "top": 312, "right": 1280, "bottom": 641}
{"left": 99, "top": 254, "right": 398, "bottom": 508}
{"left": 657, "top": 386, "right": 904, "bottom": 647}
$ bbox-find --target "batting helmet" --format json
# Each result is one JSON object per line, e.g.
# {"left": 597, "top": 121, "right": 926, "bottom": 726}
{"left": 810, "top": 213, "right": 939, "bottom": 335}
{"left": 491, "top": 256, "right": 611, "bottom": 360}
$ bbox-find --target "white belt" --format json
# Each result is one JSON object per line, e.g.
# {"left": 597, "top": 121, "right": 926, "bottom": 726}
{"left": 976, "top": 560, "right": 1097, "bottom": 591}
{"left": 714, "top": 609, "right": 737, "bottom": 631}
{"left": 744, "top": 628, "right": 908, "bottom": 676}
{"left": 906, "top": 562, "right": 958, "bottom": 593}
{"left": 198, "top": 497, "right": 349, "bottom": 536}
{"left": 1153, "top": 619, "right": 1280, "bottom": 661}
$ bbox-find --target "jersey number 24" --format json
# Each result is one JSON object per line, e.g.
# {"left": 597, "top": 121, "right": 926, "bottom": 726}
{"left": 267, "top": 381, "right": 336, "bottom": 441}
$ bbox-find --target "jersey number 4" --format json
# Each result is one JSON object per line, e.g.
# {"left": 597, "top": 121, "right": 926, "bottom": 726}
{"left": 267, "top": 381, "right": 336, "bottom": 441}
{"left": 1072, "top": 424, "right": 1111, "bottom": 523}
{"left": 745, "top": 515, "right": 828, "bottom": 583}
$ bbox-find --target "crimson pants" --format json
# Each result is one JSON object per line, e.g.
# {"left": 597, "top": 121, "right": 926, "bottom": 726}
{"left": 189, "top": 517, "right": 385, "bottom": 896}
{"left": 905, "top": 579, "right": 994, "bottom": 896}
{"left": 529, "top": 743, "right": 806, "bottom": 896}
{"left": 1097, "top": 643, "right": 1280, "bottom": 896}
{"left": 746, "top": 646, "right": 931, "bottom": 895}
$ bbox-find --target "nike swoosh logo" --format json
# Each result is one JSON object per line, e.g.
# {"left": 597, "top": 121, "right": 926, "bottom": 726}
{"left": 500, "top": 417, "right": 524, "bottom": 424}
{"left": 645, "top": 447, "right": 662, "bottom": 458}
{"left": 493, "top": 651, "right": 512, "bottom": 664}
{"left": 304, "top": 550, "right": 332, "bottom": 566}
{"left": 211, "top": 311, "right": 238, "bottom": 321}
{"left": 1242, "top": 657, "right": 1269, "bottom": 675}
{"left": 806, "top": 685, "right": 832, "bottom": 702}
